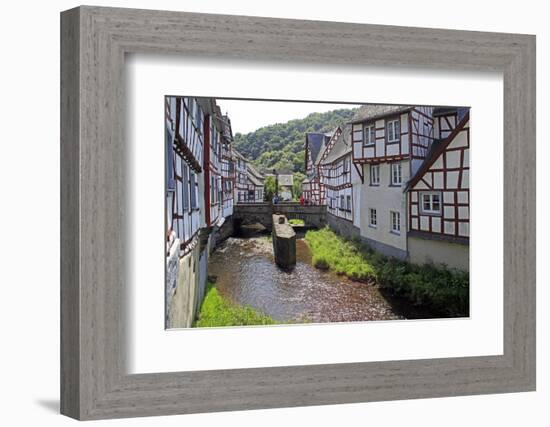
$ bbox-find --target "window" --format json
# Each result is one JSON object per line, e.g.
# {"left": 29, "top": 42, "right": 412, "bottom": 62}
{"left": 182, "top": 163, "right": 189, "bottom": 210}
{"left": 165, "top": 129, "right": 176, "bottom": 191}
{"left": 421, "top": 192, "right": 442, "bottom": 214}
{"left": 343, "top": 158, "right": 350, "bottom": 174}
{"left": 370, "top": 164, "right": 380, "bottom": 185}
{"left": 340, "top": 195, "right": 345, "bottom": 209}
{"left": 346, "top": 195, "right": 352, "bottom": 212}
{"left": 390, "top": 211, "right": 401, "bottom": 234}
{"left": 211, "top": 126, "right": 217, "bottom": 154}
{"left": 387, "top": 119, "right": 400, "bottom": 142}
{"left": 363, "top": 124, "right": 375, "bottom": 146}
{"left": 210, "top": 176, "right": 215, "bottom": 203}
{"left": 369, "top": 208, "right": 377, "bottom": 227}
{"left": 194, "top": 100, "right": 203, "bottom": 132}
{"left": 390, "top": 162, "right": 402, "bottom": 186}
{"left": 189, "top": 170, "right": 197, "bottom": 209}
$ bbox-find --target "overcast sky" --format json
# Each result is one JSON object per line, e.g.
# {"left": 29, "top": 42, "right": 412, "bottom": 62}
{"left": 216, "top": 99, "right": 362, "bottom": 135}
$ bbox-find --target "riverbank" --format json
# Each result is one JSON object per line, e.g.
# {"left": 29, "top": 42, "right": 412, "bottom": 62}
{"left": 194, "top": 280, "right": 279, "bottom": 327}
{"left": 305, "top": 227, "right": 469, "bottom": 317}
{"left": 203, "top": 236, "right": 404, "bottom": 324}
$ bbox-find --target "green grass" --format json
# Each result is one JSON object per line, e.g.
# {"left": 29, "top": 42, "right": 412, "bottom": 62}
{"left": 194, "top": 281, "right": 278, "bottom": 327}
{"left": 305, "top": 227, "right": 376, "bottom": 281}
{"left": 288, "top": 219, "right": 305, "bottom": 226}
{"left": 305, "top": 227, "right": 469, "bottom": 317}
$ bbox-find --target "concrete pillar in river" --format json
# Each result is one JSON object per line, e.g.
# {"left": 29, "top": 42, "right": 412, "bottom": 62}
{"left": 272, "top": 214, "right": 296, "bottom": 269}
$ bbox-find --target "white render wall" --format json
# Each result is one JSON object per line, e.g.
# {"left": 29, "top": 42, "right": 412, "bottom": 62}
{"left": 408, "top": 236, "right": 469, "bottom": 271}
{"left": 359, "top": 160, "right": 410, "bottom": 256}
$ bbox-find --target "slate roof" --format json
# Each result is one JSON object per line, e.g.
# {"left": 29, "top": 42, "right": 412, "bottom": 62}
{"left": 305, "top": 132, "right": 328, "bottom": 166}
{"left": 321, "top": 124, "right": 353, "bottom": 164}
{"left": 232, "top": 147, "right": 247, "bottom": 161}
{"left": 349, "top": 104, "right": 412, "bottom": 124}
{"left": 221, "top": 114, "right": 233, "bottom": 142}
{"left": 263, "top": 168, "right": 294, "bottom": 176}
{"left": 247, "top": 163, "right": 264, "bottom": 186}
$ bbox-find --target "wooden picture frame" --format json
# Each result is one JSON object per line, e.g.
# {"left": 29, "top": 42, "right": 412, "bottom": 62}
{"left": 60, "top": 6, "right": 536, "bottom": 420}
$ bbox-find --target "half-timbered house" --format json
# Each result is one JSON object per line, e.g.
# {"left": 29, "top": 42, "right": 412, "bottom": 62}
{"left": 302, "top": 128, "right": 341, "bottom": 205}
{"left": 165, "top": 96, "right": 241, "bottom": 328}
{"left": 246, "top": 163, "right": 265, "bottom": 203}
{"left": 165, "top": 96, "right": 208, "bottom": 328}
{"left": 350, "top": 105, "right": 435, "bottom": 260}
{"left": 320, "top": 124, "right": 362, "bottom": 238}
{"left": 220, "top": 114, "right": 235, "bottom": 218}
{"left": 165, "top": 96, "right": 205, "bottom": 257}
{"left": 232, "top": 148, "right": 249, "bottom": 204}
{"left": 202, "top": 101, "right": 228, "bottom": 228}
{"left": 405, "top": 108, "right": 470, "bottom": 271}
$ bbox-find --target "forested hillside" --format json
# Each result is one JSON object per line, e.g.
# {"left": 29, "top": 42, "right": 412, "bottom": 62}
{"left": 233, "top": 108, "right": 357, "bottom": 175}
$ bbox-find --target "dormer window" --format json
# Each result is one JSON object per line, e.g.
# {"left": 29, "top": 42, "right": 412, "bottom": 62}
{"left": 386, "top": 119, "right": 400, "bottom": 143}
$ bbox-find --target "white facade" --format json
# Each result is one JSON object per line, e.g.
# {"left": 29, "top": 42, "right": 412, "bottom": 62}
{"left": 359, "top": 160, "right": 409, "bottom": 255}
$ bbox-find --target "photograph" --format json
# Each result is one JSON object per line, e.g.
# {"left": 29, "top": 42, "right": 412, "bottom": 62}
{"left": 164, "top": 97, "right": 470, "bottom": 329}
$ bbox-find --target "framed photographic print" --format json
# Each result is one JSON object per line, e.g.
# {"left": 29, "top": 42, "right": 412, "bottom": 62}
{"left": 61, "top": 6, "right": 536, "bottom": 420}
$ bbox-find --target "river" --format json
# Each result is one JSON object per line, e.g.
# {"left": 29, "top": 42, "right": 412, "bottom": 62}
{"left": 207, "top": 235, "right": 433, "bottom": 324}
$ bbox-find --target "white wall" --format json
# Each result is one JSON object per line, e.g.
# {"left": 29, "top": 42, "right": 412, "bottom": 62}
{"left": 359, "top": 160, "right": 409, "bottom": 252}
{"left": 1, "top": 1, "right": 547, "bottom": 427}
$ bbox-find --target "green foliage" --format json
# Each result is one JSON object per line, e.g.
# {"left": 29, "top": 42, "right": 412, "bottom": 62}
{"left": 305, "top": 227, "right": 469, "bottom": 316}
{"left": 264, "top": 176, "right": 281, "bottom": 201}
{"left": 288, "top": 219, "right": 305, "bottom": 226}
{"left": 305, "top": 227, "right": 376, "bottom": 281}
{"left": 292, "top": 171, "right": 305, "bottom": 199}
{"left": 233, "top": 108, "right": 357, "bottom": 175}
{"left": 194, "top": 281, "right": 278, "bottom": 327}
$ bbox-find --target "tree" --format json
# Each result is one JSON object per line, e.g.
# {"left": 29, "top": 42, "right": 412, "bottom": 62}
{"left": 264, "top": 176, "right": 280, "bottom": 201}
{"left": 233, "top": 107, "right": 357, "bottom": 173}
{"left": 292, "top": 172, "right": 305, "bottom": 199}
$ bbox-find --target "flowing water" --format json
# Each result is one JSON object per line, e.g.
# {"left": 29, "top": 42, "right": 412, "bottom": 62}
{"left": 207, "top": 235, "right": 428, "bottom": 324}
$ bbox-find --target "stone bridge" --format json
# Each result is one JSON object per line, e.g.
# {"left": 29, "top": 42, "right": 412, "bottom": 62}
{"left": 233, "top": 202, "right": 327, "bottom": 229}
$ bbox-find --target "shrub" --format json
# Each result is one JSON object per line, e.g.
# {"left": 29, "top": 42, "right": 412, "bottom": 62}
{"left": 312, "top": 253, "right": 330, "bottom": 270}
{"left": 305, "top": 227, "right": 469, "bottom": 316}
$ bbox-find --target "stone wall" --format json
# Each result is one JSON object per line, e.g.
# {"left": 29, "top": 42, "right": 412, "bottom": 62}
{"left": 167, "top": 241, "right": 202, "bottom": 329}
{"left": 272, "top": 214, "right": 296, "bottom": 269}
{"left": 233, "top": 202, "right": 327, "bottom": 229}
{"left": 166, "top": 218, "right": 236, "bottom": 329}
{"left": 326, "top": 213, "right": 360, "bottom": 241}
{"left": 165, "top": 237, "right": 180, "bottom": 326}
{"left": 360, "top": 235, "right": 408, "bottom": 261}
{"left": 216, "top": 216, "right": 235, "bottom": 243}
